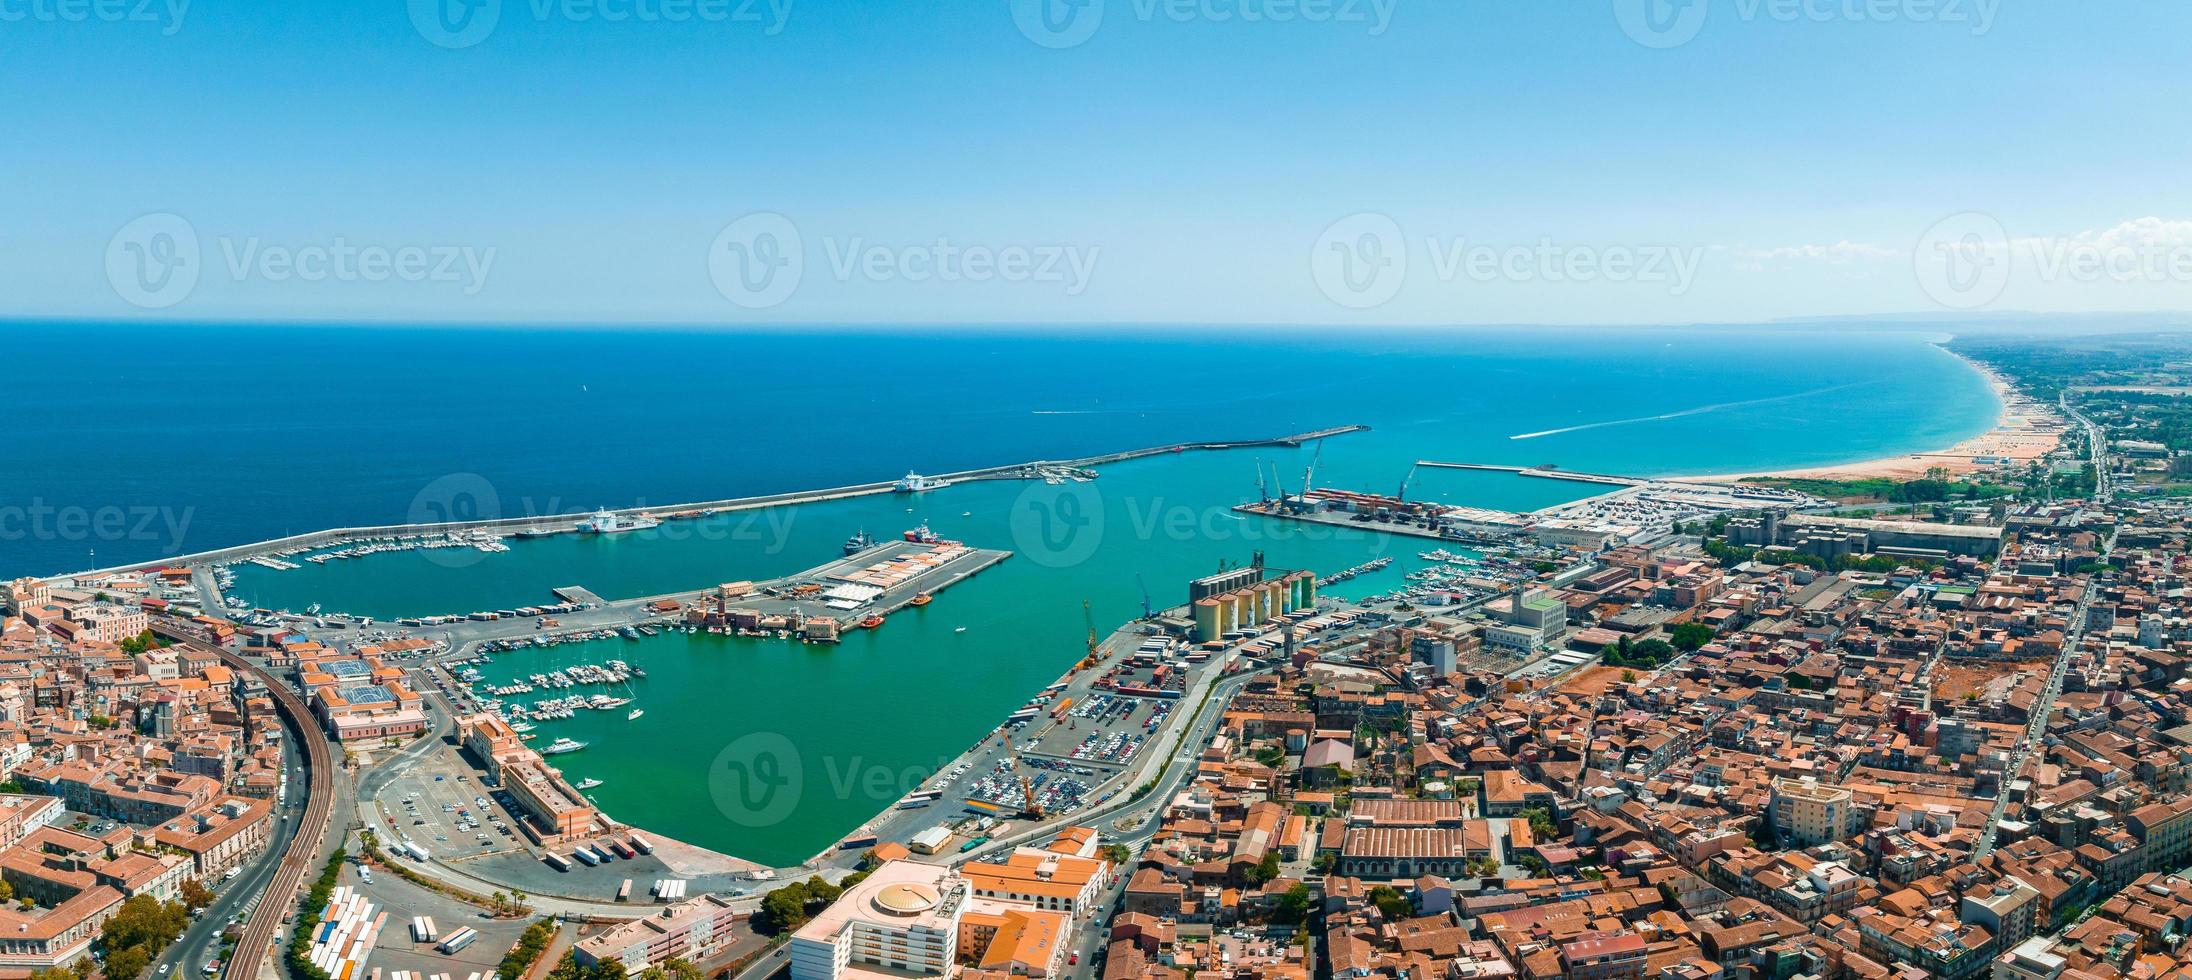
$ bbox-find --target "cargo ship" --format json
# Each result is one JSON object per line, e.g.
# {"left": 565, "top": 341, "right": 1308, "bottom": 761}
{"left": 894, "top": 472, "right": 951, "bottom": 493}
{"left": 578, "top": 509, "right": 660, "bottom": 535}
{"left": 904, "top": 521, "right": 941, "bottom": 544}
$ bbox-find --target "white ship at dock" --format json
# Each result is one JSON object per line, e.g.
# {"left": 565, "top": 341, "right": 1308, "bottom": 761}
{"left": 894, "top": 472, "right": 951, "bottom": 493}
{"left": 577, "top": 508, "right": 660, "bottom": 534}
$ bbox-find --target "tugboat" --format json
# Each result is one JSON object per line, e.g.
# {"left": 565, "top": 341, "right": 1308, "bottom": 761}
{"left": 909, "top": 592, "right": 933, "bottom": 607}
{"left": 843, "top": 528, "right": 876, "bottom": 556}
{"left": 860, "top": 613, "right": 885, "bottom": 629}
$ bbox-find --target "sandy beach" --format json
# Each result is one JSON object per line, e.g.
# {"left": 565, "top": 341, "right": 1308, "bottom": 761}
{"left": 1677, "top": 351, "right": 2067, "bottom": 483}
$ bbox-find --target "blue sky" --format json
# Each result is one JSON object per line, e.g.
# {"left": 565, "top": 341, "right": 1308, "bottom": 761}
{"left": 6, "top": 0, "right": 2191, "bottom": 324}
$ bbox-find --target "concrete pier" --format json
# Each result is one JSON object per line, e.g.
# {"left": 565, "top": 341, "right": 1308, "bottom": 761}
{"left": 47, "top": 424, "right": 1371, "bottom": 585}
{"left": 1415, "top": 460, "right": 1646, "bottom": 488}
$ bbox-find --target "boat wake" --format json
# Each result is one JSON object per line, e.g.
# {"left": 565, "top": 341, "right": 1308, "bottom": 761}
{"left": 1510, "top": 383, "right": 1867, "bottom": 440}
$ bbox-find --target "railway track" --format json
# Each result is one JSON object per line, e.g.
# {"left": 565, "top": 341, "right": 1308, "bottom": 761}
{"left": 154, "top": 628, "right": 336, "bottom": 980}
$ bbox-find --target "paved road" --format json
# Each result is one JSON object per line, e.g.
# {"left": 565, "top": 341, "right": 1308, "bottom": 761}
{"left": 158, "top": 733, "right": 311, "bottom": 980}
{"left": 1974, "top": 401, "right": 2112, "bottom": 859}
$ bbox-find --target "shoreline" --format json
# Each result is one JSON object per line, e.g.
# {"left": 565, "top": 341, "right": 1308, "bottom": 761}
{"left": 1674, "top": 347, "right": 2065, "bottom": 484}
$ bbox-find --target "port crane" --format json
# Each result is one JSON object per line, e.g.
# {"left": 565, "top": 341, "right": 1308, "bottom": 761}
{"left": 1019, "top": 770, "right": 1044, "bottom": 821}
{"left": 1300, "top": 440, "right": 1324, "bottom": 500}
{"left": 1397, "top": 462, "right": 1419, "bottom": 503}
{"left": 1079, "top": 599, "right": 1101, "bottom": 670}
{"left": 1135, "top": 574, "right": 1154, "bottom": 620}
{"left": 1255, "top": 459, "right": 1269, "bottom": 506}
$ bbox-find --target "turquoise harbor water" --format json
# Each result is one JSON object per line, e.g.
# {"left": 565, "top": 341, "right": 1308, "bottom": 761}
{"left": 2, "top": 323, "right": 2001, "bottom": 866}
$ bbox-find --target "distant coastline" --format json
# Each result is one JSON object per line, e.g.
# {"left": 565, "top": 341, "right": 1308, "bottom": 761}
{"left": 1677, "top": 346, "right": 2064, "bottom": 483}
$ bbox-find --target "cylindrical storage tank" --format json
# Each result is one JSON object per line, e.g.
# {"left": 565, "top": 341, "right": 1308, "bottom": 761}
{"left": 1217, "top": 599, "right": 1237, "bottom": 635}
{"left": 1293, "top": 571, "right": 1312, "bottom": 608}
{"left": 1262, "top": 579, "right": 1286, "bottom": 619}
{"left": 1194, "top": 600, "right": 1222, "bottom": 643}
{"left": 1302, "top": 576, "right": 1318, "bottom": 607}
{"left": 1231, "top": 590, "right": 1254, "bottom": 630}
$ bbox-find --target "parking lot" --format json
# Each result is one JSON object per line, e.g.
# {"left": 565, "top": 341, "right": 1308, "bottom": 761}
{"left": 1017, "top": 692, "right": 1173, "bottom": 768}
{"left": 374, "top": 753, "right": 530, "bottom": 864}
{"left": 343, "top": 860, "right": 538, "bottom": 978}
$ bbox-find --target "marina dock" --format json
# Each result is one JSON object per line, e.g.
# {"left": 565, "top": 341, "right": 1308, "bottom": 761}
{"left": 429, "top": 538, "right": 1012, "bottom": 653}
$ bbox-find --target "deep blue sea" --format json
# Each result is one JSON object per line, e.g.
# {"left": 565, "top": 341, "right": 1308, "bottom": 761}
{"left": 0, "top": 321, "right": 2008, "bottom": 864}
{"left": 0, "top": 322, "right": 1995, "bottom": 580}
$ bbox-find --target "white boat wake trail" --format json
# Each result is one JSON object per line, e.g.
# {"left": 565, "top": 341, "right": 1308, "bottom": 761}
{"left": 1510, "top": 383, "right": 1867, "bottom": 441}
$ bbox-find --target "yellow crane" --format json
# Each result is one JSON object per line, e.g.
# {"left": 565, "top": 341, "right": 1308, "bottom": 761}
{"left": 1020, "top": 770, "right": 1044, "bottom": 821}
{"left": 1078, "top": 599, "right": 1101, "bottom": 670}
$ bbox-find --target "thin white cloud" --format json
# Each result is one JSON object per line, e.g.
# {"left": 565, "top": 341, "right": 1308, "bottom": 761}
{"left": 1736, "top": 241, "right": 1902, "bottom": 263}
{"left": 2014, "top": 216, "right": 2192, "bottom": 252}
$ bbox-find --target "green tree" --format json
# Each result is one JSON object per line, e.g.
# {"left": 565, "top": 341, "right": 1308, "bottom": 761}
{"left": 1272, "top": 884, "right": 1312, "bottom": 924}
{"left": 498, "top": 919, "right": 560, "bottom": 980}
{"left": 1244, "top": 851, "right": 1281, "bottom": 885}
{"left": 104, "top": 946, "right": 151, "bottom": 980}
{"left": 1521, "top": 806, "right": 1556, "bottom": 840}
{"left": 1365, "top": 885, "right": 1412, "bottom": 921}
{"left": 1668, "top": 622, "right": 1714, "bottom": 652}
